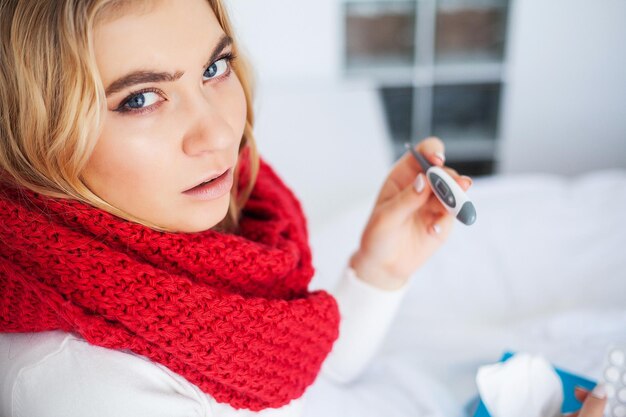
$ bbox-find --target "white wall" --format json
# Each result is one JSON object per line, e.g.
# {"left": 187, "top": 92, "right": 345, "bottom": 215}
{"left": 224, "top": 0, "right": 342, "bottom": 84}
{"left": 498, "top": 0, "right": 626, "bottom": 175}
{"left": 225, "top": 0, "right": 626, "bottom": 184}
{"left": 224, "top": 1, "right": 394, "bottom": 231}
{"left": 251, "top": 80, "right": 393, "bottom": 232}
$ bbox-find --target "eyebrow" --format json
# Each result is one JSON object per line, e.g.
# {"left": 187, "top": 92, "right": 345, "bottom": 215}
{"left": 105, "top": 34, "right": 233, "bottom": 97}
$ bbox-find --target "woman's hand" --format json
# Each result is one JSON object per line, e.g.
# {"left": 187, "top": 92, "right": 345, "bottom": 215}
{"left": 568, "top": 385, "right": 608, "bottom": 417}
{"left": 349, "top": 137, "right": 473, "bottom": 290}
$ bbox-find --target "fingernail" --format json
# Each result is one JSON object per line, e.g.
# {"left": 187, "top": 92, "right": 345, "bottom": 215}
{"left": 414, "top": 173, "right": 425, "bottom": 193}
{"left": 434, "top": 151, "right": 446, "bottom": 165}
{"left": 461, "top": 175, "right": 473, "bottom": 187}
{"left": 591, "top": 383, "right": 607, "bottom": 399}
{"left": 432, "top": 224, "right": 442, "bottom": 235}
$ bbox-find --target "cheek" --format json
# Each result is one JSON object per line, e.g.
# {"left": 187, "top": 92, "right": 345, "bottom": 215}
{"left": 226, "top": 73, "right": 248, "bottom": 132}
{"left": 85, "top": 125, "right": 171, "bottom": 196}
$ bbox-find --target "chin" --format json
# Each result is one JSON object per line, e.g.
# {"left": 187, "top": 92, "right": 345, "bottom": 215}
{"left": 176, "top": 195, "right": 232, "bottom": 233}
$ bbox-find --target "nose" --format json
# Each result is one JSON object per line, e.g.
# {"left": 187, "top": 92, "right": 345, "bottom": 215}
{"left": 180, "top": 89, "right": 234, "bottom": 156}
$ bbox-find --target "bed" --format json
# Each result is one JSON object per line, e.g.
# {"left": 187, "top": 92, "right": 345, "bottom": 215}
{"left": 254, "top": 81, "right": 626, "bottom": 417}
{"left": 303, "top": 168, "right": 626, "bottom": 417}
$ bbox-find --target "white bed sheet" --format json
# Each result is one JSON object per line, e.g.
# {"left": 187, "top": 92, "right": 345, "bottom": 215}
{"left": 304, "top": 169, "right": 626, "bottom": 417}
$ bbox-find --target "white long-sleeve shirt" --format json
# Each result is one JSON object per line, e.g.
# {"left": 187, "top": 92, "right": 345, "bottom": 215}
{"left": 0, "top": 266, "right": 408, "bottom": 417}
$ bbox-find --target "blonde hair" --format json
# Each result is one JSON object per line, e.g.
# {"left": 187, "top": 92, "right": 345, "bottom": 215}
{"left": 0, "top": 0, "right": 259, "bottom": 233}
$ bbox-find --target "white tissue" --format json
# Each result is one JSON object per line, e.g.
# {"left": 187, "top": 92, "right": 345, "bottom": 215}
{"left": 476, "top": 353, "right": 563, "bottom": 417}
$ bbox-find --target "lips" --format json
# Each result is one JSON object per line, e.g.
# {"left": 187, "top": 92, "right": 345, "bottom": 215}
{"left": 185, "top": 168, "right": 230, "bottom": 192}
{"left": 182, "top": 168, "right": 234, "bottom": 201}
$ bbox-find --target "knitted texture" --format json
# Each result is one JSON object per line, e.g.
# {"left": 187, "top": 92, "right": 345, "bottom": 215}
{"left": 0, "top": 157, "right": 340, "bottom": 411}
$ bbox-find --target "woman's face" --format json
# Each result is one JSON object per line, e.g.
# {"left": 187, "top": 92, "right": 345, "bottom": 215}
{"left": 85, "top": 0, "right": 247, "bottom": 232}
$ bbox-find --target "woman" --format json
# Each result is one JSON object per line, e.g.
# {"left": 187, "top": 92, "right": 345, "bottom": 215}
{"left": 0, "top": 0, "right": 605, "bottom": 416}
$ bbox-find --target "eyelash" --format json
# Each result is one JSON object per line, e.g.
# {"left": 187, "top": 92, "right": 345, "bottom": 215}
{"left": 115, "top": 52, "right": 237, "bottom": 116}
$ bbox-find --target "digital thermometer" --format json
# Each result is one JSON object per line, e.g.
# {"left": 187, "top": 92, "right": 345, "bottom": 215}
{"left": 404, "top": 142, "right": 477, "bottom": 226}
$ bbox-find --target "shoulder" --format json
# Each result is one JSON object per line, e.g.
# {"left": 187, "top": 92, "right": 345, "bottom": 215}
{"left": 0, "top": 331, "right": 209, "bottom": 417}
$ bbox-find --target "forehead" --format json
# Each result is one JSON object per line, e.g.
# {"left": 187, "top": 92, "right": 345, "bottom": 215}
{"left": 93, "top": 0, "right": 223, "bottom": 86}
{"left": 95, "top": 0, "right": 165, "bottom": 27}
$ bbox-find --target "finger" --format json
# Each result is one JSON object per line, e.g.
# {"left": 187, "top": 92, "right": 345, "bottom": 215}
{"left": 377, "top": 137, "right": 459, "bottom": 205}
{"left": 441, "top": 166, "right": 472, "bottom": 191}
{"left": 459, "top": 175, "right": 473, "bottom": 190}
{"left": 429, "top": 213, "right": 454, "bottom": 238}
{"left": 399, "top": 136, "right": 445, "bottom": 177}
{"left": 416, "top": 136, "right": 446, "bottom": 167}
{"left": 568, "top": 387, "right": 591, "bottom": 417}
{"left": 376, "top": 138, "right": 440, "bottom": 204}
{"left": 575, "top": 386, "right": 590, "bottom": 403}
{"left": 422, "top": 189, "right": 450, "bottom": 217}
{"left": 579, "top": 396, "right": 607, "bottom": 417}
{"left": 444, "top": 166, "right": 459, "bottom": 176}
{"left": 384, "top": 172, "right": 433, "bottom": 224}
{"left": 578, "top": 384, "right": 608, "bottom": 417}
{"left": 424, "top": 204, "right": 455, "bottom": 238}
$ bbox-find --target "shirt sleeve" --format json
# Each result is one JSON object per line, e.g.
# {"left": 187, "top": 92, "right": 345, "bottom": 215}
{"left": 320, "top": 265, "right": 409, "bottom": 384}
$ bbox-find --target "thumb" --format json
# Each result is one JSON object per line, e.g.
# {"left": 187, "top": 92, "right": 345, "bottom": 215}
{"left": 385, "top": 173, "right": 432, "bottom": 221}
{"left": 578, "top": 384, "right": 608, "bottom": 417}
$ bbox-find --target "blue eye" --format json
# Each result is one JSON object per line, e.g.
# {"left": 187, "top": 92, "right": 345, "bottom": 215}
{"left": 115, "top": 53, "right": 236, "bottom": 115}
{"left": 203, "top": 53, "right": 235, "bottom": 80}
{"left": 116, "top": 88, "right": 163, "bottom": 114}
{"left": 124, "top": 91, "right": 160, "bottom": 110}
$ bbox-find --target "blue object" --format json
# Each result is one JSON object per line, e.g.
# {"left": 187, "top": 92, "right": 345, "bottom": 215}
{"left": 470, "top": 352, "right": 597, "bottom": 417}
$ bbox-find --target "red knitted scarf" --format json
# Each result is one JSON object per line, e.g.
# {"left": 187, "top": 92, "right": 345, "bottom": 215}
{"left": 0, "top": 157, "right": 340, "bottom": 411}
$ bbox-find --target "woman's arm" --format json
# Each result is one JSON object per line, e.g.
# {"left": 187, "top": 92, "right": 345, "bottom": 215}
{"left": 320, "top": 266, "right": 408, "bottom": 383}
{"left": 319, "top": 137, "right": 471, "bottom": 384}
